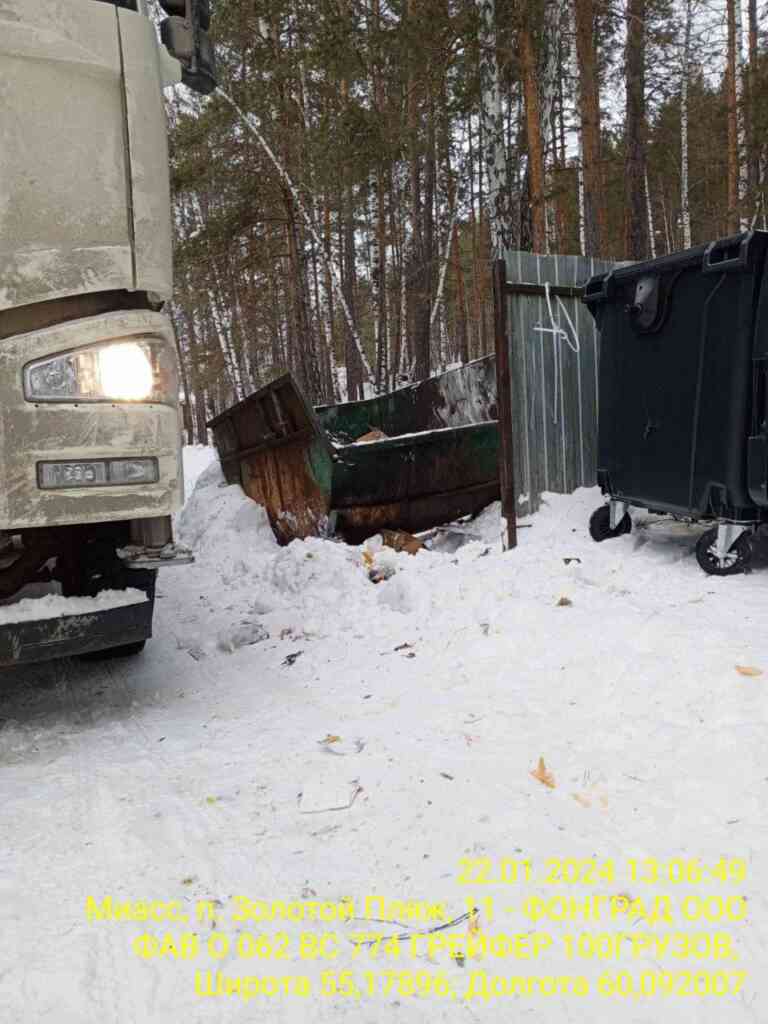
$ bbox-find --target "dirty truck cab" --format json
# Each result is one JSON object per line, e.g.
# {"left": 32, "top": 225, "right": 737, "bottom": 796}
{"left": 0, "top": 0, "right": 214, "bottom": 664}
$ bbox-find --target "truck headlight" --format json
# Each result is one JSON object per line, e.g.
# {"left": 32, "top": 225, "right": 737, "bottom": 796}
{"left": 24, "top": 338, "right": 178, "bottom": 404}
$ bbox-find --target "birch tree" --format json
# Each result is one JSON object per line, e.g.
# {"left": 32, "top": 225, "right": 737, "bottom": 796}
{"left": 726, "top": 0, "right": 747, "bottom": 232}
{"left": 478, "top": 0, "right": 509, "bottom": 258}
{"left": 679, "top": 0, "right": 693, "bottom": 248}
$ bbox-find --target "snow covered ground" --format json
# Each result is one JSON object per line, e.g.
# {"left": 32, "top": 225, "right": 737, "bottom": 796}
{"left": 1, "top": 446, "right": 766, "bottom": 1022}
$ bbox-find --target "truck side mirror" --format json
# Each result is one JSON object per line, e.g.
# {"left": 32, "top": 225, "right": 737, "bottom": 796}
{"left": 159, "top": 0, "right": 216, "bottom": 95}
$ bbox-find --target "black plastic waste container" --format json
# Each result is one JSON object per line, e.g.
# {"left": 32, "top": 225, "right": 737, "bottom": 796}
{"left": 583, "top": 230, "right": 768, "bottom": 575}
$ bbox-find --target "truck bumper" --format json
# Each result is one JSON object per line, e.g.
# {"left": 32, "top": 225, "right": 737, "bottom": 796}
{"left": 0, "top": 570, "right": 156, "bottom": 668}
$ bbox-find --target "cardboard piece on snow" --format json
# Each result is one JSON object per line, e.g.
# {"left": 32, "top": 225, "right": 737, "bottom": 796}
{"left": 299, "top": 776, "right": 362, "bottom": 814}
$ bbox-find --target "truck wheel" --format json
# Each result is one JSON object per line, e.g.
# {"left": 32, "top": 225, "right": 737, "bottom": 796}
{"left": 79, "top": 640, "right": 146, "bottom": 661}
{"left": 589, "top": 505, "right": 632, "bottom": 542}
{"left": 695, "top": 528, "right": 752, "bottom": 576}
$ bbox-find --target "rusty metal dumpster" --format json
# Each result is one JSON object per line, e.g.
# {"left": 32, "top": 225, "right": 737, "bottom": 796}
{"left": 208, "top": 356, "right": 499, "bottom": 544}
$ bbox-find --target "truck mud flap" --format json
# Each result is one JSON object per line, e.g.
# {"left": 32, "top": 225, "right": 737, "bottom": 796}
{"left": 0, "top": 600, "right": 154, "bottom": 668}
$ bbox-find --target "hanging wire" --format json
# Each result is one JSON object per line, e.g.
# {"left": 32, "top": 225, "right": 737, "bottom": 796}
{"left": 533, "top": 281, "right": 581, "bottom": 424}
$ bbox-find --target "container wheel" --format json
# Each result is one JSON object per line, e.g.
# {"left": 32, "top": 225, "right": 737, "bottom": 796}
{"left": 589, "top": 505, "right": 632, "bottom": 542}
{"left": 695, "top": 528, "right": 752, "bottom": 576}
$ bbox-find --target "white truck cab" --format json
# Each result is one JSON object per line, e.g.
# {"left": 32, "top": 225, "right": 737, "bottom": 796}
{"left": 0, "top": 0, "right": 214, "bottom": 663}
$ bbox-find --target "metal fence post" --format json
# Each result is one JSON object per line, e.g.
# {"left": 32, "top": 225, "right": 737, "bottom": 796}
{"left": 493, "top": 258, "right": 518, "bottom": 550}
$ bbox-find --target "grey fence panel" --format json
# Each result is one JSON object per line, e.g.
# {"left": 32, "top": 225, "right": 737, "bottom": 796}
{"left": 502, "top": 251, "right": 617, "bottom": 517}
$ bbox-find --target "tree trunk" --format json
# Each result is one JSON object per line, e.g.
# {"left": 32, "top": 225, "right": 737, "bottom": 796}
{"left": 623, "top": 0, "right": 649, "bottom": 260}
{"left": 540, "top": 0, "right": 561, "bottom": 253}
{"left": 452, "top": 218, "right": 469, "bottom": 364}
{"left": 680, "top": 0, "right": 692, "bottom": 248}
{"left": 414, "top": 99, "right": 436, "bottom": 381}
{"left": 644, "top": 168, "right": 656, "bottom": 258}
{"left": 284, "top": 187, "right": 319, "bottom": 399}
{"left": 748, "top": 0, "right": 761, "bottom": 211}
{"left": 518, "top": 15, "right": 547, "bottom": 252}
{"left": 574, "top": 0, "right": 604, "bottom": 255}
{"left": 726, "top": 0, "right": 747, "bottom": 231}
{"left": 342, "top": 198, "right": 362, "bottom": 400}
{"left": 478, "top": 0, "right": 509, "bottom": 257}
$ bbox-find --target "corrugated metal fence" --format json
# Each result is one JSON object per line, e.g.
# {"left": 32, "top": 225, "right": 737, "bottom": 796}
{"left": 494, "top": 251, "right": 618, "bottom": 527}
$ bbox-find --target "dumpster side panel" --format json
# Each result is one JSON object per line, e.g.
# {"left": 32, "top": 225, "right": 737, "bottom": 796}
{"left": 208, "top": 376, "right": 334, "bottom": 544}
{"left": 332, "top": 423, "right": 500, "bottom": 539}
{"left": 316, "top": 356, "right": 497, "bottom": 442}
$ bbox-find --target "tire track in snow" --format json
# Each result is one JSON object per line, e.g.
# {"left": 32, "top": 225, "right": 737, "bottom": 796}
{"left": 86, "top": 647, "right": 292, "bottom": 1022}
{"left": 59, "top": 655, "right": 128, "bottom": 1024}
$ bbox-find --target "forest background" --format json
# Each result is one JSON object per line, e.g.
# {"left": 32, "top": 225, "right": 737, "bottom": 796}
{"left": 161, "top": 0, "right": 763, "bottom": 440}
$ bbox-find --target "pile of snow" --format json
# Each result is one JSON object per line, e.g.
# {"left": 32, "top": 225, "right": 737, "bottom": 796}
{"left": 170, "top": 448, "right": 752, "bottom": 670}
{"left": 172, "top": 451, "right": 513, "bottom": 656}
{"left": 182, "top": 443, "right": 217, "bottom": 500}
{"left": 175, "top": 459, "right": 387, "bottom": 651}
{"left": 177, "top": 459, "right": 275, "bottom": 558}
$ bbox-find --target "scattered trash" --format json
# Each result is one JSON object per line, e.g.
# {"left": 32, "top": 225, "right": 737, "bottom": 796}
{"left": 530, "top": 757, "right": 556, "bottom": 789}
{"left": 298, "top": 779, "right": 363, "bottom": 814}
{"left": 368, "top": 564, "right": 396, "bottom": 584}
{"left": 420, "top": 526, "right": 483, "bottom": 554}
{"left": 563, "top": 557, "right": 581, "bottom": 565}
{"left": 321, "top": 738, "right": 366, "bottom": 756}
{"left": 735, "top": 665, "right": 762, "bottom": 677}
{"left": 217, "top": 621, "right": 268, "bottom": 653}
{"left": 572, "top": 790, "right": 608, "bottom": 809}
{"left": 355, "top": 428, "right": 390, "bottom": 443}
{"left": 440, "top": 772, "right": 455, "bottom": 781}
{"left": 355, "top": 909, "right": 474, "bottom": 945}
{"left": 318, "top": 734, "right": 341, "bottom": 745}
{"left": 556, "top": 596, "right": 573, "bottom": 607}
{"left": 283, "top": 651, "right": 303, "bottom": 667}
{"left": 380, "top": 529, "right": 423, "bottom": 555}
{"left": 394, "top": 642, "right": 413, "bottom": 651}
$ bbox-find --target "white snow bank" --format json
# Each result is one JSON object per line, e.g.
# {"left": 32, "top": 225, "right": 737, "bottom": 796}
{"left": 0, "top": 588, "right": 147, "bottom": 624}
{"left": 169, "top": 458, "right": 506, "bottom": 655}
{"left": 176, "top": 459, "right": 276, "bottom": 560}
{"left": 182, "top": 444, "right": 217, "bottom": 500}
